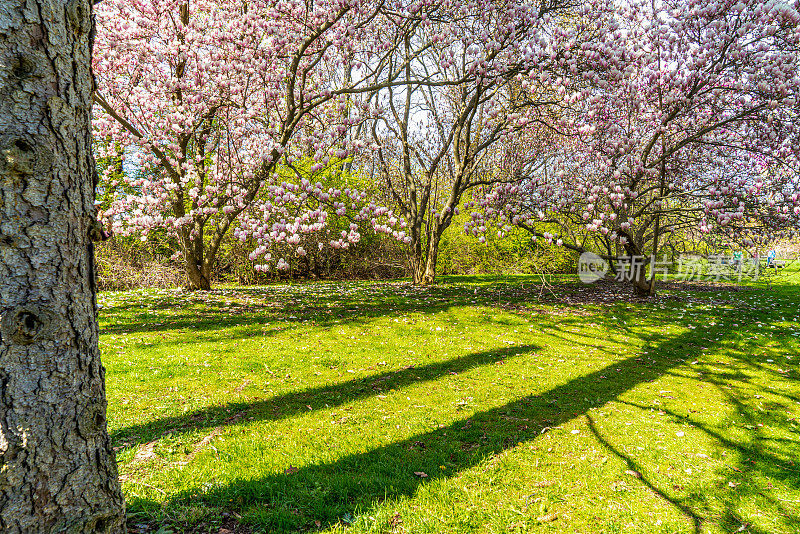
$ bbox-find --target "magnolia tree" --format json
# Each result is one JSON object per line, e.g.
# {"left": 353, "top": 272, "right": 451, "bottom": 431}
{"left": 471, "top": 0, "right": 800, "bottom": 295}
{"left": 365, "top": 0, "right": 581, "bottom": 284}
{"left": 92, "top": 0, "right": 470, "bottom": 289}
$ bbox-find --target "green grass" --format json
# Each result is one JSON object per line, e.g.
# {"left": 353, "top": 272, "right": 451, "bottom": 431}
{"left": 100, "top": 270, "right": 800, "bottom": 534}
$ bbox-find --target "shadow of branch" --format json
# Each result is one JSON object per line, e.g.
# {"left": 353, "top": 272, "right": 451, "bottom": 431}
{"left": 587, "top": 414, "right": 704, "bottom": 533}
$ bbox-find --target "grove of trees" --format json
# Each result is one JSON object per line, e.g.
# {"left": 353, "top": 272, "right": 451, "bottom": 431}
{"left": 91, "top": 0, "right": 800, "bottom": 291}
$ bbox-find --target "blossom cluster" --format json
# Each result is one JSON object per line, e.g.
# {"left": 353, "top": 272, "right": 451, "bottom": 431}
{"left": 469, "top": 0, "right": 800, "bottom": 254}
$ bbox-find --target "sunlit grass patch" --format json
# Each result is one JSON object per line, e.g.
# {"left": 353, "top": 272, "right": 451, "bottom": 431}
{"left": 101, "top": 270, "right": 800, "bottom": 533}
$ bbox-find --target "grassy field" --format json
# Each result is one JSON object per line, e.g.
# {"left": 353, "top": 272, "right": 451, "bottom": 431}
{"left": 99, "top": 269, "right": 800, "bottom": 534}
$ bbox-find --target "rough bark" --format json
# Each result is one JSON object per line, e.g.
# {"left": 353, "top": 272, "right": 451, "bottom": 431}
{"left": 410, "top": 249, "right": 423, "bottom": 285}
{"left": 178, "top": 224, "right": 213, "bottom": 291}
{"left": 618, "top": 232, "right": 656, "bottom": 297}
{"left": 0, "top": 0, "right": 126, "bottom": 531}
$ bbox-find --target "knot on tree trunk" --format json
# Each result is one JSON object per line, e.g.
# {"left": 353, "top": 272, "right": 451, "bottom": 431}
{"left": 0, "top": 305, "right": 53, "bottom": 345}
{"left": 77, "top": 401, "right": 108, "bottom": 438}
{"left": 1, "top": 138, "right": 36, "bottom": 175}
{"left": 10, "top": 54, "right": 36, "bottom": 79}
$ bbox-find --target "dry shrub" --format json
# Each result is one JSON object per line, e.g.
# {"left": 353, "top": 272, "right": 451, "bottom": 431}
{"left": 95, "top": 238, "right": 184, "bottom": 290}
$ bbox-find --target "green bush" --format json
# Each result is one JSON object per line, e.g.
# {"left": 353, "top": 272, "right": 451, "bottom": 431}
{"left": 438, "top": 217, "right": 577, "bottom": 276}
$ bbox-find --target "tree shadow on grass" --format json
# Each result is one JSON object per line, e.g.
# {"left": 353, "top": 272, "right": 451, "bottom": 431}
{"left": 586, "top": 415, "right": 705, "bottom": 533}
{"left": 588, "top": 296, "right": 800, "bottom": 534}
{"left": 99, "top": 277, "right": 703, "bottom": 340}
{"left": 610, "top": 397, "right": 800, "bottom": 534}
{"left": 614, "top": 357, "right": 800, "bottom": 534}
{"left": 129, "top": 315, "right": 736, "bottom": 533}
{"left": 125, "top": 283, "right": 800, "bottom": 532}
{"left": 111, "top": 344, "right": 541, "bottom": 450}
{"left": 99, "top": 282, "right": 543, "bottom": 338}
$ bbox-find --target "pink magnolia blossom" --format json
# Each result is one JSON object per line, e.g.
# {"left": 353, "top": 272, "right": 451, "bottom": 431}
{"left": 471, "top": 0, "right": 800, "bottom": 293}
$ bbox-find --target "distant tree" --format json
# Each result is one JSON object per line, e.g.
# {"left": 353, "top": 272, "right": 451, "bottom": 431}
{"left": 92, "top": 0, "right": 488, "bottom": 289}
{"left": 472, "top": 0, "right": 800, "bottom": 295}
{"left": 366, "top": 0, "right": 575, "bottom": 284}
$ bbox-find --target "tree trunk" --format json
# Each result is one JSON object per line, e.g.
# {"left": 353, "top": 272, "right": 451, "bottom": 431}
{"left": 408, "top": 217, "right": 448, "bottom": 286}
{"left": 420, "top": 232, "right": 441, "bottom": 285}
{"left": 182, "top": 237, "right": 213, "bottom": 290}
{"left": 185, "top": 256, "right": 212, "bottom": 291}
{"left": 0, "top": 0, "right": 126, "bottom": 531}
{"left": 410, "top": 233, "right": 426, "bottom": 285}
{"left": 632, "top": 264, "right": 653, "bottom": 296}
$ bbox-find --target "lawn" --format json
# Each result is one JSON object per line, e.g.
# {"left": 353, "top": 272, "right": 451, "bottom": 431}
{"left": 99, "top": 270, "right": 800, "bottom": 534}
